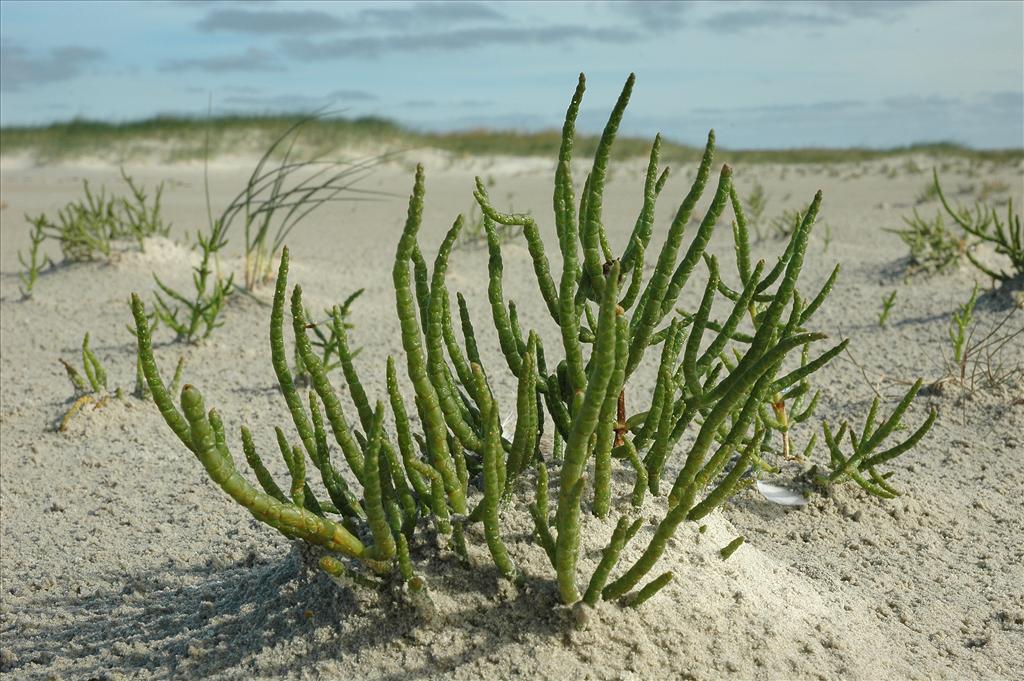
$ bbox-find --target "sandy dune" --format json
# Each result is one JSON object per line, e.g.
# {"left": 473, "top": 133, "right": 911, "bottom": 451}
{"left": 1, "top": 150, "right": 1022, "bottom": 680}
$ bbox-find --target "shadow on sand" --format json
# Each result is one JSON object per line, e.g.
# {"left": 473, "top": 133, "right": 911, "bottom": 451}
{"left": 2, "top": 542, "right": 567, "bottom": 680}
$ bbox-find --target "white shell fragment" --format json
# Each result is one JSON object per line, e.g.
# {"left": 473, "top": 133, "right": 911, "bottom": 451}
{"left": 756, "top": 480, "right": 808, "bottom": 507}
{"left": 501, "top": 411, "right": 516, "bottom": 440}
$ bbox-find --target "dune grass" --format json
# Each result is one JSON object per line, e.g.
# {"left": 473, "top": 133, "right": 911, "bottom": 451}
{"left": 3, "top": 114, "right": 1020, "bottom": 165}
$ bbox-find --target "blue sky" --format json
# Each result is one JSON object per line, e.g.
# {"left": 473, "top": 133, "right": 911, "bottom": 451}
{"left": 1, "top": 0, "right": 1021, "bottom": 149}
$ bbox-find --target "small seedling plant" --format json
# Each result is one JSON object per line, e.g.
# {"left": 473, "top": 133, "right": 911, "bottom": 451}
{"left": 915, "top": 180, "right": 939, "bottom": 205}
{"left": 132, "top": 74, "right": 934, "bottom": 612}
{"left": 933, "top": 170, "right": 1022, "bottom": 284}
{"left": 59, "top": 333, "right": 119, "bottom": 431}
{"left": 886, "top": 210, "right": 967, "bottom": 275}
{"left": 59, "top": 331, "right": 184, "bottom": 431}
{"left": 17, "top": 218, "right": 51, "bottom": 298}
{"left": 744, "top": 180, "right": 769, "bottom": 241}
{"left": 768, "top": 207, "right": 801, "bottom": 240}
{"left": 18, "top": 170, "right": 170, "bottom": 290}
{"left": 878, "top": 290, "right": 898, "bottom": 327}
{"left": 813, "top": 380, "right": 937, "bottom": 498}
{"left": 151, "top": 219, "right": 233, "bottom": 344}
{"left": 949, "top": 284, "right": 979, "bottom": 371}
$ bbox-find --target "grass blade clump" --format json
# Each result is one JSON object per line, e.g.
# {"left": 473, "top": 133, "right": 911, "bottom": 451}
{"left": 214, "top": 115, "right": 389, "bottom": 290}
{"left": 132, "top": 73, "right": 935, "bottom": 612}
{"left": 147, "top": 116, "right": 385, "bottom": 343}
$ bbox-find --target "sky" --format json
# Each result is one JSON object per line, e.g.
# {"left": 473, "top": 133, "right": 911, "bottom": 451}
{"left": 1, "top": 0, "right": 1022, "bottom": 149}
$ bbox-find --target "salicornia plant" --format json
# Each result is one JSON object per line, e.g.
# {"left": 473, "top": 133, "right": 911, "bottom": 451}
{"left": 744, "top": 180, "right": 768, "bottom": 241}
{"left": 117, "top": 169, "right": 170, "bottom": 247}
{"left": 131, "top": 74, "right": 935, "bottom": 611}
{"left": 934, "top": 169, "right": 1022, "bottom": 283}
{"left": 949, "top": 283, "right": 979, "bottom": 370}
{"left": 18, "top": 217, "right": 51, "bottom": 298}
{"left": 151, "top": 219, "right": 233, "bottom": 343}
{"left": 886, "top": 209, "right": 967, "bottom": 275}
{"left": 878, "top": 290, "right": 898, "bottom": 327}
{"left": 23, "top": 170, "right": 170, "bottom": 265}
{"left": 768, "top": 206, "right": 804, "bottom": 240}
{"left": 815, "top": 380, "right": 937, "bottom": 498}
{"left": 59, "top": 333, "right": 117, "bottom": 431}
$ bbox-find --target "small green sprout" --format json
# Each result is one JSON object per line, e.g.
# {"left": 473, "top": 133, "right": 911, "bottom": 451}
{"left": 151, "top": 225, "right": 233, "bottom": 343}
{"left": 821, "top": 222, "right": 833, "bottom": 253}
{"left": 914, "top": 180, "right": 939, "bottom": 205}
{"left": 719, "top": 536, "right": 744, "bottom": 561}
{"left": 59, "top": 333, "right": 115, "bottom": 431}
{"left": 17, "top": 217, "right": 51, "bottom": 298}
{"left": 949, "top": 284, "right": 980, "bottom": 367}
{"left": 768, "top": 207, "right": 804, "bottom": 240}
{"left": 816, "top": 380, "right": 937, "bottom": 498}
{"left": 744, "top": 180, "right": 768, "bottom": 241}
{"left": 878, "top": 290, "right": 898, "bottom": 327}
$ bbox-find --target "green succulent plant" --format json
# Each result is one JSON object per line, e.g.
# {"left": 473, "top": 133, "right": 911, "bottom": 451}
{"left": 131, "top": 74, "right": 934, "bottom": 610}
{"left": 934, "top": 170, "right": 1021, "bottom": 283}
{"left": 18, "top": 170, "right": 169, "bottom": 296}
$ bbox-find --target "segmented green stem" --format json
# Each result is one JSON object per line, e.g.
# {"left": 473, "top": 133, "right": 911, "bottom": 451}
{"left": 362, "top": 402, "right": 396, "bottom": 560}
{"left": 627, "top": 571, "right": 673, "bottom": 607}
{"left": 270, "top": 248, "right": 318, "bottom": 462}
{"left": 428, "top": 217, "right": 484, "bottom": 451}
{"left": 181, "top": 385, "right": 366, "bottom": 559}
{"left": 626, "top": 134, "right": 717, "bottom": 377}
{"left": 290, "top": 284, "right": 366, "bottom": 481}
{"left": 593, "top": 314, "right": 628, "bottom": 517}
{"left": 555, "top": 262, "right": 620, "bottom": 604}
{"left": 393, "top": 166, "right": 465, "bottom": 513}
{"left": 131, "top": 294, "right": 192, "bottom": 449}
{"left": 479, "top": 373, "right": 518, "bottom": 581}
{"left": 583, "top": 515, "right": 641, "bottom": 605}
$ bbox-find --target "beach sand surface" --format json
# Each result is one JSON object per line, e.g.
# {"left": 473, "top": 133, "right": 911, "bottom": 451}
{"left": 1, "top": 150, "right": 1022, "bottom": 679}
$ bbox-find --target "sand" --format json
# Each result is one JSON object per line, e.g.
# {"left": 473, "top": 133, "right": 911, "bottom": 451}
{"left": 0, "top": 149, "right": 1022, "bottom": 680}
